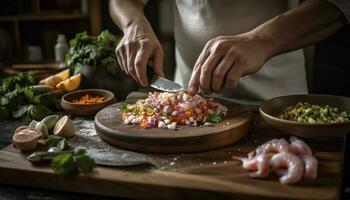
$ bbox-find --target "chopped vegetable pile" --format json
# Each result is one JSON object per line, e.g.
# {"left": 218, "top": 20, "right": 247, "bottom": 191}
{"left": 0, "top": 73, "right": 60, "bottom": 120}
{"left": 279, "top": 102, "right": 350, "bottom": 123}
{"left": 121, "top": 92, "right": 228, "bottom": 129}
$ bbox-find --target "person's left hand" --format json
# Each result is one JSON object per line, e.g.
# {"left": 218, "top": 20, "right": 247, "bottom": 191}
{"left": 188, "top": 32, "right": 274, "bottom": 95}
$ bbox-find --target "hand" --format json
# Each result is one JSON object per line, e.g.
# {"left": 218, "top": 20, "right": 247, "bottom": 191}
{"left": 188, "top": 32, "right": 274, "bottom": 95}
{"left": 116, "top": 24, "right": 164, "bottom": 86}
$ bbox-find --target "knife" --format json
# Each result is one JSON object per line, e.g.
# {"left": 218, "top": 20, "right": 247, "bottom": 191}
{"left": 27, "top": 148, "right": 156, "bottom": 167}
{"left": 147, "top": 65, "right": 183, "bottom": 92}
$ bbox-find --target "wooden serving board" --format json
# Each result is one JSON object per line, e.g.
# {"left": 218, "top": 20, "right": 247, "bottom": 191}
{"left": 0, "top": 116, "right": 343, "bottom": 200}
{"left": 95, "top": 100, "right": 252, "bottom": 153}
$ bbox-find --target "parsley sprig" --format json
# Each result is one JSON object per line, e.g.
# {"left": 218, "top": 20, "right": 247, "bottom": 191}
{"left": 51, "top": 148, "right": 95, "bottom": 176}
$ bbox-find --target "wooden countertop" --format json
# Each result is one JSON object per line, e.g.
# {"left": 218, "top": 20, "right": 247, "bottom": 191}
{"left": 0, "top": 115, "right": 344, "bottom": 200}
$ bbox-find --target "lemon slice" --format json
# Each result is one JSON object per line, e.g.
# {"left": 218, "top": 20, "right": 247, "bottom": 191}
{"left": 55, "top": 69, "right": 70, "bottom": 81}
{"left": 39, "top": 76, "right": 62, "bottom": 88}
{"left": 56, "top": 73, "right": 81, "bottom": 91}
{"left": 39, "top": 69, "right": 70, "bottom": 87}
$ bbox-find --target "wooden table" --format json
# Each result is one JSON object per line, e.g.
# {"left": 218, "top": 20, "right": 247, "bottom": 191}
{"left": 0, "top": 116, "right": 344, "bottom": 200}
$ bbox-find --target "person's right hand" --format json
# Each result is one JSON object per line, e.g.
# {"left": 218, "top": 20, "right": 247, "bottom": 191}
{"left": 116, "top": 24, "right": 164, "bottom": 86}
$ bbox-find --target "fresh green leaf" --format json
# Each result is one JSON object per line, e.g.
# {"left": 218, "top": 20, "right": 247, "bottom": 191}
{"left": 206, "top": 112, "right": 222, "bottom": 123}
{"left": 0, "top": 73, "right": 60, "bottom": 121}
{"left": 75, "top": 154, "right": 95, "bottom": 173}
{"left": 65, "top": 30, "right": 120, "bottom": 75}
{"left": 38, "top": 93, "right": 61, "bottom": 110}
{"left": 51, "top": 147, "right": 95, "bottom": 176}
{"left": 44, "top": 135, "right": 69, "bottom": 150}
{"left": 51, "top": 153, "right": 77, "bottom": 175}
{"left": 13, "top": 105, "right": 32, "bottom": 118}
{"left": 30, "top": 105, "right": 52, "bottom": 120}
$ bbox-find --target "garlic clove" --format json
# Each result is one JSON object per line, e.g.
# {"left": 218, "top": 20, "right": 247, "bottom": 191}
{"left": 35, "top": 121, "right": 48, "bottom": 137}
{"left": 40, "top": 115, "right": 59, "bottom": 131}
{"left": 29, "top": 120, "right": 38, "bottom": 129}
{"left": 15, "top": 125, "right": 30, "bottom": 134}
{"left": 12, "top": 128, "right": 42, "bottom": 151}
{"left": 54, "top": 116, "right": 75, "bottom": 138}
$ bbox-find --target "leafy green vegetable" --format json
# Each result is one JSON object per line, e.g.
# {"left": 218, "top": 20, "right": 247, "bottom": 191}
{"left": 0, "top": 72, "right": 37, "bottom": 94}
{"left": 0, "top": 73, "right": 60, "bottom": 121}
{"left": 51, "top": 153, "right": 76, "bottom": 175}
{"left": 30, "top": 105, "right": 52, "bottom": 120}
{"left": 206, "top": 112, "right": 222, "bottom": 123}
{"left": 73, "top": 148, "right": 96, "bottom": 173}
{"left": 65, "top": 30, "right": 120, "bottom": 75}
{"left": 44, "top": 135, "right": 69, "bottom": 151}
{"left": 12, "top": 105, "right": 32, "bottom": 118}
{"left": 51, "top": 148, "right": 95, "bottom": 176}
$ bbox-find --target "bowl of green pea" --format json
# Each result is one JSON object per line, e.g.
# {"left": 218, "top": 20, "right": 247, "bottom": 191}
{"left": 260, "top": 94, "right": 350, "bottom": 139}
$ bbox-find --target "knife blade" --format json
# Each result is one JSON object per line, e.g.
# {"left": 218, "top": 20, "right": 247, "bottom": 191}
{"left": 27, "top": 148, "right": 156, "bottom": 167}
{"left": 147, "top": 65, "right": 183, "bottom": 92}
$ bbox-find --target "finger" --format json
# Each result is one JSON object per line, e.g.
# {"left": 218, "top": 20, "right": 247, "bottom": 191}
{"left": 135, "top": 46, "right": 152, "bottom": 86}
{"left": 119, "top": 46, "right": 129, "bottom": 75}
{"left": 153, "top": 47, "right": 164, "bottom": 77}
{"left": 116, "top": 49, "right": 126, "bottom": 73}
{"left": 188, "top": 49, "right": 210, "bottom": 95}
{"left": 211, "top": 53, "right": 235, "bottom": 93}
{"left": 199, "top": 52, "right": 223, "bottom": 95}
{"left": 126, "top": 44, "right": 139, "bottom": 82}
{"left": 116, "top": 37, "right": 127, "bottom": 73}
{"left": 225, "top": 63, "right": 244, "bottom": 89}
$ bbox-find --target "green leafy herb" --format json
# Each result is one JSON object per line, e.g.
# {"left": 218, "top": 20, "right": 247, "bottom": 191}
{"left": 73, "top": 148, "right": 96, "bottom": 173}
{"left": 51, "top": 153, "right": 76, "bottom": 175}
{"left": 65, "top": 30, "right": 120, "bottom": 75}
{"left": 44, "top": 135, "right": 69, "bottom": 151}
{"left": 206, "top": 112, "right": 222, "bottom": 123}
{"left": 51, "top": 148, "right": 95, "bottom": 176}
{"left": 0, "top": 73, "right": 60, "bottom": 121}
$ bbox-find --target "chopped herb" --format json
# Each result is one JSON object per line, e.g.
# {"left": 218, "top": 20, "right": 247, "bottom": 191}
{"left": 206, "top": 112, "right": 222, "bottom": 123}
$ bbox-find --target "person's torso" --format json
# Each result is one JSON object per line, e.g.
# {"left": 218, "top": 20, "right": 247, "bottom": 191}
{"left": 173, "top": 0, "right": 307, "bottom": 100}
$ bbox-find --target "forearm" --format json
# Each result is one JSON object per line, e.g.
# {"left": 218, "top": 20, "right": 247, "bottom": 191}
{"left": 109, "top": 0, "right": 153, "bottom": 33}
{"left": 251, "top": 0, "right": 347, "bottom": 58}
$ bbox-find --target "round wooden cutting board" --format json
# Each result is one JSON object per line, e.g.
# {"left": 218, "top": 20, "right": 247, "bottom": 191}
{"left": 94, "top": 99, "right": 252, "bottom": 153}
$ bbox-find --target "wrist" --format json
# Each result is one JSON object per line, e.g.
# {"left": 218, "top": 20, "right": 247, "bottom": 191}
{"left": 123, "top": 18, "right": 154, "bottom": 35}
{"left": 249, "top": 18, "right": 281, "bottom": 60}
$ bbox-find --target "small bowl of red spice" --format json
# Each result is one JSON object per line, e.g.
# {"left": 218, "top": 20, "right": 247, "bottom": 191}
{"left": 61, "top": 89, "right": 117, "bottom": 116}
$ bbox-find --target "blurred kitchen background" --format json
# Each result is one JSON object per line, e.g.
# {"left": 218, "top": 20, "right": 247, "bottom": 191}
{"left": 0, "top": 0, "right": 349, "bottom": 97}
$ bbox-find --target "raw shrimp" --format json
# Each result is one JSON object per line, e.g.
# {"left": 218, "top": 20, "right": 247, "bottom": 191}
{"left": 274, "top": 156, "right": 317, "bottom": 180}
{"left": 234, "top": 154, "right": 272, "bottom": 178}
{"left": 248, "top": 138, "right": 292, "bottom": 159}
{"left": 270, "top": 152, "right": 304, "bottom": 184}
{"left": 289, "top": 136, "right": 318, "bottom": 179}
{"left": 301, "top": 155, "right": 318, "bottom": 180}
{"left": 289, "top": 136, "right": 312, "bottom": 156}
